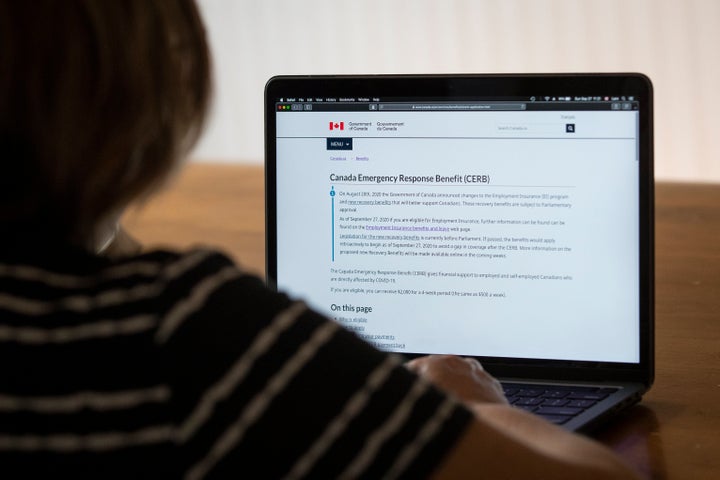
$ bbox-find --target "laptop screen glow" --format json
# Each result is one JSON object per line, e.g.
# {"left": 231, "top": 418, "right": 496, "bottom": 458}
{"left": 274, "top": 98, "right": 641, "bottom": 364}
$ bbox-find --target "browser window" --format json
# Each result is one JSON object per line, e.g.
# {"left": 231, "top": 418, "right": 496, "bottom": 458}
{"left": 274, "top": 98, "right": 640, "bottom": 363}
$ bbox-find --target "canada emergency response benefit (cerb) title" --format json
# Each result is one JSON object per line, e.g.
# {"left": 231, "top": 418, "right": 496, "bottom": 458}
{"left": 329, "top": 173, "right": 491, "bottom": 184}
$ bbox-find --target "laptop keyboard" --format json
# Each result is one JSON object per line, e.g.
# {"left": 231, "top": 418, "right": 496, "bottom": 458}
{"left": 502, "top": 383, "right": 619, "bottom": 425}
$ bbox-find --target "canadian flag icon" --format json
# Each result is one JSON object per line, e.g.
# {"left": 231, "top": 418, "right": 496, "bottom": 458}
{"left": 329, "top": 121, "right": 344, "bottom": 131}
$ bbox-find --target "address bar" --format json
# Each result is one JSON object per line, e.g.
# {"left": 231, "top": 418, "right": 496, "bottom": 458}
{"left": 378, "top": 102, "right": 527, "bottom": 111}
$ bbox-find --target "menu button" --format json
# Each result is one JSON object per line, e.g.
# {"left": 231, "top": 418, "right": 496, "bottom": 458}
{"left": 327, "top": 138, "right": 353, "bottom": 150}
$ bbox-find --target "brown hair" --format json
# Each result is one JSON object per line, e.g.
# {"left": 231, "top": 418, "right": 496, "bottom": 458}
{"left": 0, "top": 0, "right": 211, "bottom": 243}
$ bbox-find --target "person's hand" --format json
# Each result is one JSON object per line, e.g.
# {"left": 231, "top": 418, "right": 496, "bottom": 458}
{"left": 406, "top": 355, "right": 508, "bottom": 406}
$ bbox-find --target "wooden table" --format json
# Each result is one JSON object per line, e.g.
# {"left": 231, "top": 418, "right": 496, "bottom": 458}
{"left": 124, "top": 163, "right": 720, "bottom": 479}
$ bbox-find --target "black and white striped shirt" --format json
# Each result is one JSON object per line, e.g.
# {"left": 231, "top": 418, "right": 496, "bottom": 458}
{"left": 0, "top": 243, "right": 471, "bottom": 478}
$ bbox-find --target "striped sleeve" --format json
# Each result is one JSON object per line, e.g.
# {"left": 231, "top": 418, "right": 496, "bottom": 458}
{"left": 156, "top": 250, "right": 473, "bottom": 479}
{"left": 0, "top": 248, "right": 213, "bottom": 478}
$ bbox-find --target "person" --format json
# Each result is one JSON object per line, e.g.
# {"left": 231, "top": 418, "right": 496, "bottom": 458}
{"left": 0, "top": 1, "right": 639, "bottom": 478}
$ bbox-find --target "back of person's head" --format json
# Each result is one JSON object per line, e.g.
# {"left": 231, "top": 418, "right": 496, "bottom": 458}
{"left": 0, "top": 0, "right": 211, "bottom": 245}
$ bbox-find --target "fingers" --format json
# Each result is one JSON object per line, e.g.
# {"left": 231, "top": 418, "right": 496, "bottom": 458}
{"left": 404, "top": 354, "right": 508, "bottom": 406}
{"left": 462, "top": 357, "right": 484, "bottom": 371}
{"left": 406, "top": 355, "right": 482, "bottom": 372}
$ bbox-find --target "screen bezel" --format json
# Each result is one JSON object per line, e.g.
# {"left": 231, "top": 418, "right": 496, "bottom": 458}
{"left": 265, "top": 73, "right": 654, "bottom": 387}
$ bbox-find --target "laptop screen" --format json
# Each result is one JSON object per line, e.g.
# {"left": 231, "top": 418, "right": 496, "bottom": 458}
{"left": 266, "top": 75, "right": 652, "bottom": 368}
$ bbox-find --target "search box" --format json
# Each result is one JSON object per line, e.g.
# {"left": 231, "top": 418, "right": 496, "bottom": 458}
{"left": 495, "top": 123, "right": 569, "bottom": 135}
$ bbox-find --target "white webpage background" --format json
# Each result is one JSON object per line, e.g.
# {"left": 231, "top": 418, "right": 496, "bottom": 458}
{"left": 276, "top": 110, "right": 640, "bottom": 363}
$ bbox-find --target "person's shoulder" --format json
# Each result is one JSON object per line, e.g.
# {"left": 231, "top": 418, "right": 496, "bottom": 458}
{"left": 146, "top": 245, "right": 289, "bottom": 342}
{"left": 126, "top": 246, "right": 234, "bottom": 270}
{"left": 122, "top": 246, "right": 259, "bottom": 286}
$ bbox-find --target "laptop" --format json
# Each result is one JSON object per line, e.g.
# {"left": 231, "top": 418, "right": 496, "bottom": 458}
{"left": 264, "top": 74, "right": 654, "bottom": 432}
